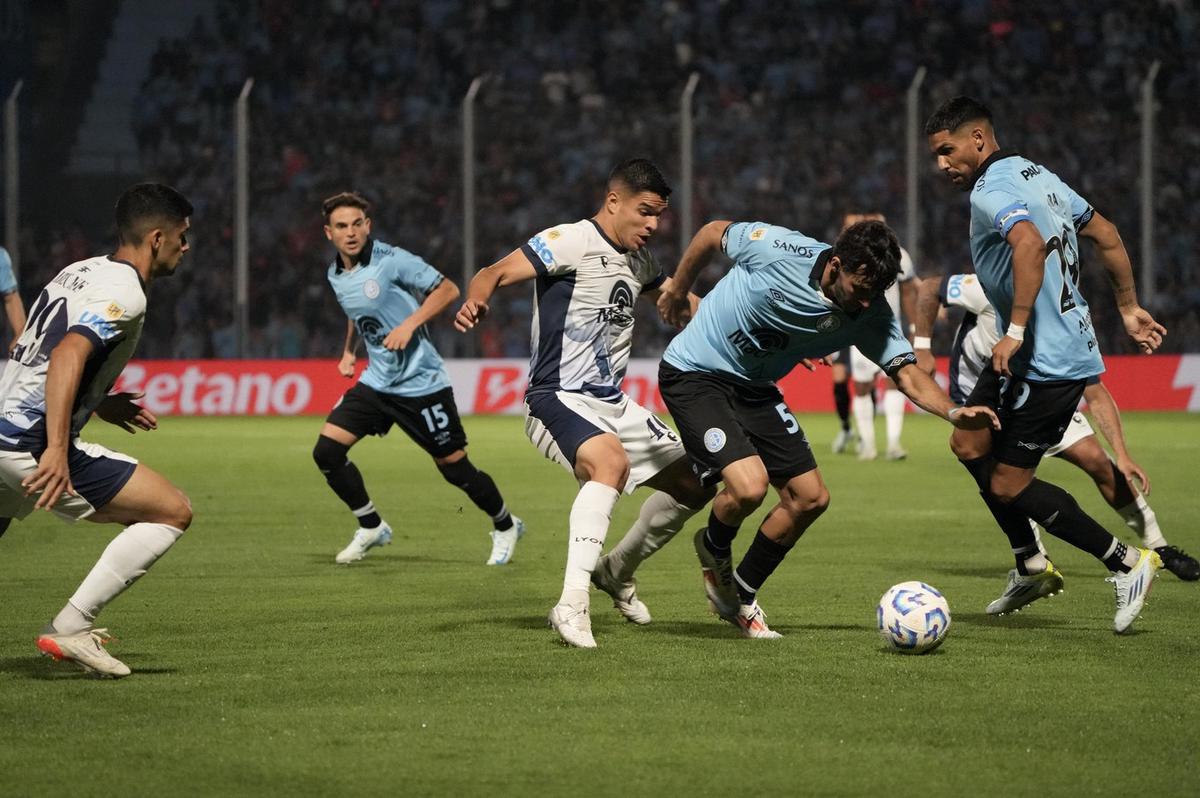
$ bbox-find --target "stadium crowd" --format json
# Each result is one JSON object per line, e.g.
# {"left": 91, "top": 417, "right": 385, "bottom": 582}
{"left": 19, "top": 0, "right": 1200, "bottom": 358}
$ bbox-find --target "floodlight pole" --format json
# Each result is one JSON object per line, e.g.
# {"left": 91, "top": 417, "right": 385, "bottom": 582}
{"left": 679, "top": 72, "right": 700, "bottom": 252}
{"left": 1139, "top": 61, "right": 1160, "bottom": 308}
{"left": 4, "top": 80, "right": 21, "bottom": 279}
{"left": 235, "top": 78, "right": 253, "bottom": 358}
{"left": 462, "top": 75, "right": 487, "bottom": 357}
{"left": 905, "top": 66, "right": 927, "bottom": 268}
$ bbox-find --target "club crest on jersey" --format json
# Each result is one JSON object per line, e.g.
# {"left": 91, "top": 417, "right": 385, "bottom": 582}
{"left": 364, "top": 279, "right": 381, "bottom": 299}
{"left": 596, "top": 280, "right": 635, "bottom": 328}
{"left": 704, "top": 427, "right": 726, "bottom": 453}
{"left": 816, "top": 315, "right": 841, "bottom": 332}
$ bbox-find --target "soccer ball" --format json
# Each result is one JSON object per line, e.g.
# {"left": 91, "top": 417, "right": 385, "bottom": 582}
{"left": 877, "top": 581, "right": 951, "bottom": 654}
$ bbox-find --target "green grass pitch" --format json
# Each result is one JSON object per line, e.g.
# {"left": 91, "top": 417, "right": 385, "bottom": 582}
{"left": 1, "top": 413, "right": 1197, "bottom": 796}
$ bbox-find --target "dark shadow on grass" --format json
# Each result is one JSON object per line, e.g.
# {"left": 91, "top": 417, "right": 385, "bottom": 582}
{"left": 929, "top": 564, "right": 1018, "bottom": 579}
{"left": 953, "top": 610, "right": 1108, "bottom": 631}
{"left": 303, "top": 553, "right": 464, "bottom": 567}
{"left": 0, "top": 656, "right": 178, "bottom": 679}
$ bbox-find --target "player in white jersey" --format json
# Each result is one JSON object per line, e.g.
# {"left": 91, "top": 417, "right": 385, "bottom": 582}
{"left": 456, "top": 159, "right": 712, "bottom": 648}
{"left": 0, "top": 184, "right": 195, "bottom": 677}
{"left": 915, "top": 273, "right": 1198, "bottom": 581}
{"left": 842, "top": 213, "right": 919, "bottom": 461}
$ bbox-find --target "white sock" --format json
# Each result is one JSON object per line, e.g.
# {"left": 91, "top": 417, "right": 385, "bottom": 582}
{"left": 52, "top": 523, "right": 185, "bottom": 635}
{"left": 605, "top": 491, "right": 700, "bottom": 582}
{"left": 852, "top": 395, "right": 876, "bottom": 452}
{"left": 1028, "top": 519, "right": 1049, "bottom": 556}
{"left": 560, "top": 482, "right": 620, "bottom": 606}
{"left": 1117, "top": 496, "right": 1166, "bottom": 549}
{"left": 883, "top": 389, "right": 906, "bottom": 449}
{"left": 1015, "top": 538, "right": 1049, "bottom": 574}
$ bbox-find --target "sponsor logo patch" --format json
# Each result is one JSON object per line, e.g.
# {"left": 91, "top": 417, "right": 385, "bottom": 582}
{"left": 704, "top": 427, "right": 726, "bottom": 453}
{"left": 749, "top": 228, "right": 767, "bottom": 241}
{"left": 103, "top": 302, "right": 125, "bottom": 320}
{"left": 548, "top": 229, "right": 562, "bottom": 240}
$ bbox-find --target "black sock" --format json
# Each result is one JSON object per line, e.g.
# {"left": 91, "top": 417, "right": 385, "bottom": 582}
{"left": 1104, "top": 540, "right": 1130, "bottom": 573}
{"left": 1008, "top": 478, "right": 1126, "bottom": 570}
{"left": 438, "top": 458, "right": 512, "bottom": 529}
{"left": 959, "top": 457, "right": 1039, "bottom": 571}
{"left": 833, "top": 381, "right": 851, "bottom": 430}
{"left": 313, "top": 436, "right": 382, "bottom": 528}
{"left": 734, "top": 530, "right": 792, "bottom": 604}
{"left": 704, "top": 510, "right": 740, "bottom": 558}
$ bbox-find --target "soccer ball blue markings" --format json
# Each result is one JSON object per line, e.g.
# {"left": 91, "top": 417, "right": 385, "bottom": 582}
{"left": 877, "top": 581, "right": 951, "bottom": 654}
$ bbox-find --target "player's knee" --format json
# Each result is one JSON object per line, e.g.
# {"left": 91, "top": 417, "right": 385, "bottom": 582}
{"left": 161, "top": 491, "right": 193, "bottom": 531}
{"left": 949, "top": 428, "right": 986, "bottom": 460}
{"left": 988, "top": 474, "right": 1024, "bottom": 504}
{"left": 725, "top": 478, "right": 769, "bottom": 514}
{"left": 313, "top": 435, "right": 349, "bottom": 473}
{"left": 784, "top": 486, "right": 830, "bottom": 519}
{"left": 436, "top": 457, "right": 478, "bottom": 488}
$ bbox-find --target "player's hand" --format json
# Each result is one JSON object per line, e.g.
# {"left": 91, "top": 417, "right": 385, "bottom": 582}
{"left": 1120, "top": 306, "right": 1166, "bottom": 354}
{"left": 95, "top": 391, "right": 157, "bottom": 434}
{"left": 798, "top": 356, "right": 833, "bottom": 372}
{"left": 1115, "top": 455, "right": 1150, "bottom": 495}
{"left": 948, "top": 405, "right": 1000, "bottom": 431}
{"left": 656, "top": 288, "right": 692, "bottom": 329}
{"left": 991, "top": 335, "right": 1022, "bottom": 377}
{"left": 22, "top": 446, "right": 77, "bottom": 510}
{"left": 454, "top": 299, "right": 489, "bottom": 332}
{"left": 382, "top": 324, "right": 414, "bottom": 351}
{"left": 915, "top": 349, "right": 937, "bottom": 377}
{"left": 337, "top": 352, "right": 357, "bottom": 378}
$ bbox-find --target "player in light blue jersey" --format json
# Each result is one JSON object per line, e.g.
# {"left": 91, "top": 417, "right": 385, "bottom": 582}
{"left": 927, "top": 96, "right": 1169, "bottom": 633}
{"left": 0, "top": 245, "right": 27, "bottom": 354}
{"left": 313, "top": 192, "right": 524, "bottom": 567}
{"left": 656, "top": 219, "right": 997, "bottom": 638}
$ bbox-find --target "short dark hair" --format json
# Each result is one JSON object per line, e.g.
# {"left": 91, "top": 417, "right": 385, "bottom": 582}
{"left": 115, "top": 183, "right": 193, "bottom": 245}
{"left": 924, "top": 96, "right": 994, "bottom": 136}
{"left": 322, "top": 191, "right": 371, "bottom": 222}
{"left": 831, "top": 220, "right": 901, "bottom": 295}
{"left": 607, "top": 158, "right": 672, "bottom": 199}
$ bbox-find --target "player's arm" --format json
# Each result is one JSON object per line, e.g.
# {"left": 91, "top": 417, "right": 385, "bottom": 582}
{"left": 1084, "top": 380, "right": 1149, "bottom": 494}
{"left": 892, "top": 362, "right": 998, "bottom": 431}
{"left": 3, "top": 290, "right": 25, "bottom": 353}
{"left": 22, "top": 333, "right": 91, "bottom": 508}
{"left": 900, "top": 277, "right": 918, "bottom": 340}
{"left": 382, "top": 277, "right": 459, "bottom": 351}
{"left": 337, "top": 319, "right": 359, "bottom": 377}
{"left": 1077, "top": 211, "right": 1166, "bottom": 353}
{"left": 992, "top": 220, "right": 1045, "bottom": 377}
{"left": 913, "top": 277, "right": 943, "bottom": 375}
{"left": 657, "top": 220, "right": 731, "bottom": 328}
{"left": 455, "top": 248, "right": 537, "bottom": 332}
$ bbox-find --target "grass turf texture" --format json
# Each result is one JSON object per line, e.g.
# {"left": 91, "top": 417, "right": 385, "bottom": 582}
{"left": 1, "top": 413, "right": 1197, "bottom": 797}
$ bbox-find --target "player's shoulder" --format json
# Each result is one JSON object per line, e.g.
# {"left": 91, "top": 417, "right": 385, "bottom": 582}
{"left": 78, "top": 256, "right": 146, "bottom": 314}
{"left": 726, "top": 221, "right": 823, "bottom": 256}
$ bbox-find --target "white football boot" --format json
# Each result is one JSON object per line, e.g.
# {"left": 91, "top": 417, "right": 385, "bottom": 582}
{"left": 1110, "top": 548, "right": 1162, "bottom": 634}
{"left": 37, "top": 627, "right": 131, "bottom": 678}
{"left": 335, "top": 522, "right": 393, "bottom": 564}
{"left": 693, "top": 528, "right": 739, "bottom": 623}
{"left": 590, "top": 555, "right": 651, "bottom": 625}
{"left": 548, "top": 602, "right": 596, "bottom": 648}
{"left": 486, "top": 516, "right": 526, "bottom": 566}
{"left": 986, "top": 563, "right": 1064, "bottom": 615}
{"left": 736, "top": 601, "right": 783, "bottom": 639}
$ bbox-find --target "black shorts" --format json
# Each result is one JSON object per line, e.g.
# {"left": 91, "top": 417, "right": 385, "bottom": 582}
{"left": 326, "top": 383, "right": 467, "bottom": 458}
{"left": 966, "top": 367, "right": 1086, "bottom": 469}
{"left": 658, "top": 362, "right": 817, "bottom": 486}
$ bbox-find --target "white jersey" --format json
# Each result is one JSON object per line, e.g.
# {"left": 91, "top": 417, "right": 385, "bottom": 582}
{"left": 520, "top": 219, "right": 665, "bottom": 400}
{"left": 940, "top": 273, "right": 999, "bottom": 403}
{"left": 0, "top": 255, "right": 146, "bottom": 451}
{"left": 884, "top": 246, "right": 918, "bottom": 318}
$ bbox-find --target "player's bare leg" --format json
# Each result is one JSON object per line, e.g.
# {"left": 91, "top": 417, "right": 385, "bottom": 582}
{"left": 38, "top": 463, "right": 192, "bottom": 678}
{"left": 1057, "top": 438, "right": 1197, "bottom": 580}
{"left": 548, "top": 433, "right": 626, "bottom": 648}
{"left": 692, "top": 455, "right": 769, "bottom": 623}
{"left": 593, "top": 456, "right": 713, "bottom": 624}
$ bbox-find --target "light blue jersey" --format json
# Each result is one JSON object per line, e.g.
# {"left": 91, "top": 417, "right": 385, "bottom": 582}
{"left": 663, "top": 222, "right": 915, "bottom": 383}
{"left": 0, "top": 246, "right": 16, "bottom": 294}
{"left": 969, "top": 151, "right": 1102, "bottom": 381}
{"left": 327, "top": 238, "right": 450, "bottom": 397}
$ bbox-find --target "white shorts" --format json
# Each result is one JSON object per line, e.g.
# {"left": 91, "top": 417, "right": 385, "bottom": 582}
{"left": 524, "top": 390, "right": 687, "bottom": 494}
{"left": 1045, "top": 412, "right": 1095, "bottom": 458}
{"left": 850, "top": 346, "right": 883, "bottom": 383}
{"left": 0, "top": 440, "right": 138, "bottom": 522}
